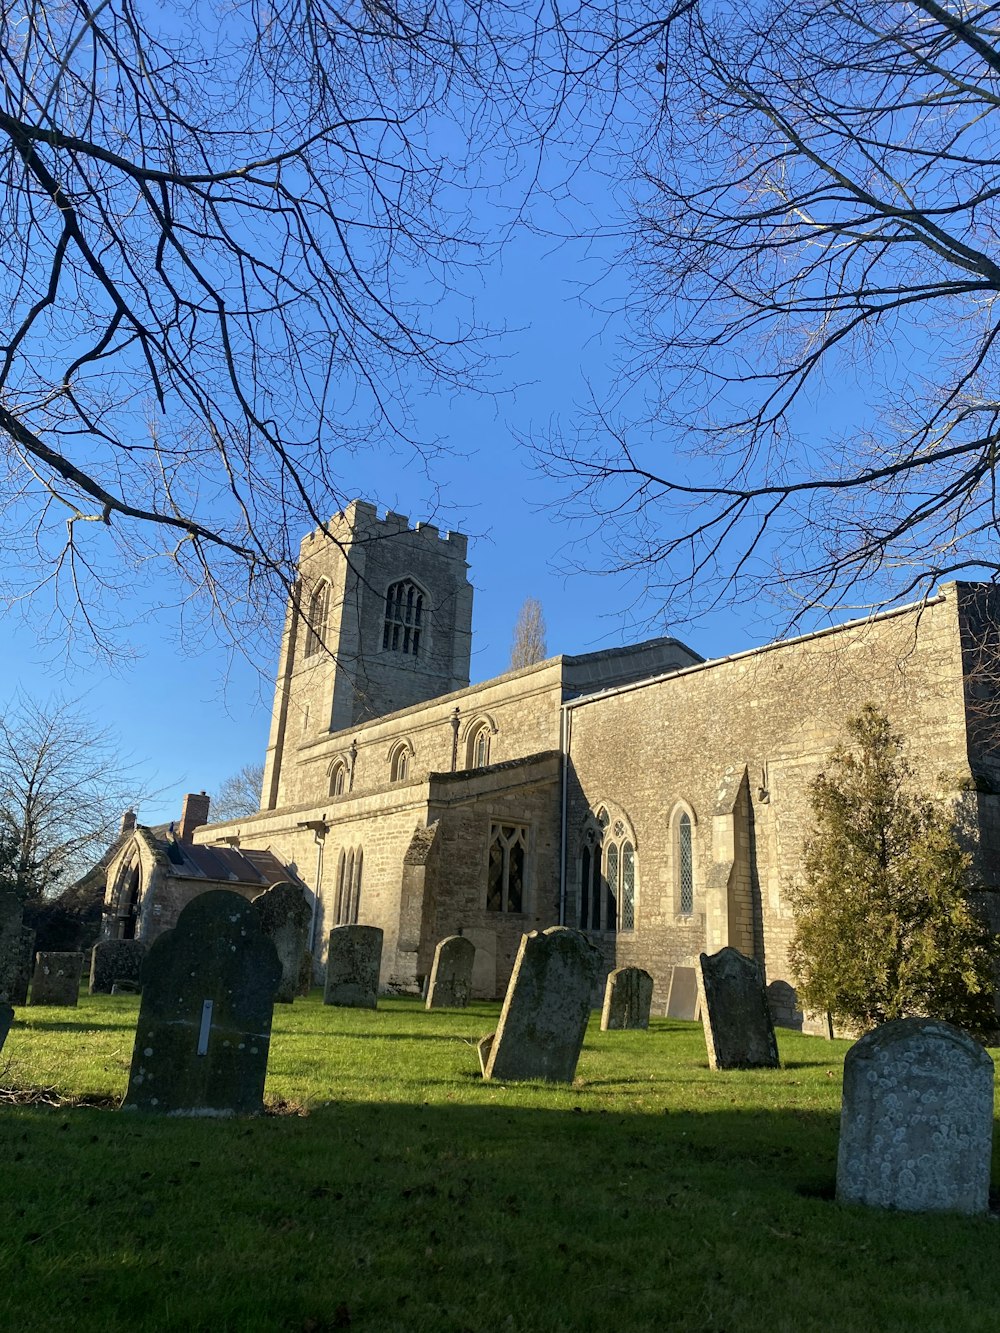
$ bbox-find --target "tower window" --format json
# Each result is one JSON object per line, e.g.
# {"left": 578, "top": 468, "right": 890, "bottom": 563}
{"left": 383, "top": 580, "right": 424, "bottom": 656}
{"left": 304, "top": 581, "right": 330, "bottom": 658}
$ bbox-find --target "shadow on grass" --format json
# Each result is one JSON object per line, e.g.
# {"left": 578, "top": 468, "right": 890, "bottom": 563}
{"left": 14, "top": 1020, "right": 137, "bottom": 1034}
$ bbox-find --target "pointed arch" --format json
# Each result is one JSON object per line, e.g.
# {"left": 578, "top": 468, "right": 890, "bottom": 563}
{"left": 577, "top": 802, "right": 637, "bottom": 934}
{"left": 303, "top": 579, "right": 331, "bottom": 658}
{"left": 668, "top": 800, "right": 698, "bottom": 917}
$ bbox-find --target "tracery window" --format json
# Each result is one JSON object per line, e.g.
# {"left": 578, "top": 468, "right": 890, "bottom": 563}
{"left": 578, "top": 806, "right": 637, "bottom": 933}
{"left": 304, "top": 580, "right": 330, "bottom": 658}
{"left": 334, "top": 847, "right": 363, "bottom": 925}
{"left": 486, "top": 822, "right": 527, "bottom": 913}
{"left": 467, "top": 722, "right": 491, "bottom": 769}
{"left": 329, "top": 761, "right": 347, "bottom": 797}
{"left": 382, "top": 579, "right": 424, "bottom": 656}
{"left": 389, "top": 742, "right": 411, "bottom": 783}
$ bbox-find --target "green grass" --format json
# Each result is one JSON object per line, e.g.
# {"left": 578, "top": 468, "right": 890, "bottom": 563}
{"left": 2, "top": 993, "right": 999, "bottom": 1332}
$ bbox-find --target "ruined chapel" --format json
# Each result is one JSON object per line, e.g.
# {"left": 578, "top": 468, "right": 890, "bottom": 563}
{"left": 101, "top": 499, "right": 1000, "bottom": 1031}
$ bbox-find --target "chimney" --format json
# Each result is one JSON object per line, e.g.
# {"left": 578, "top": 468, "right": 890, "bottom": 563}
{"left": 120, "top": 809, "right": 137, "bottom": 836}
{"left": 178, "top": 791, "right": 211, "bottom": 842}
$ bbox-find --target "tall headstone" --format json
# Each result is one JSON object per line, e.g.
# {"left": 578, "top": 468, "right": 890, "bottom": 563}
{"left": 90, "top": 939, "right": 147, "bottom": 995}
{"left": 426, "top": 935, "right": 476, "bottom": 1010}
{"left": 665, "top": 965, "right": 700, "bottom": 1020}
{"left": 0, "top": 1000, "right": 13, "bottom": 1055}
{"left": 9, "top": 928, "right": 34, "bottom": 1006}
{"left": 483, "top": 927, "right": 601, "bottom": 1083}
{"left": 600, "top": 966, "right": 653, "bottom": 1031}
{"left": 123, "top": 890, "right": 281, "bottom": 1116}
{"left": 837, "top": 1018, "right": 994, "bottom": 1215}
{"left": 29, "top": 952, "right": 84, "bottom": 1007}
{"left": 324, "top": 925, "right": 383, "bottom": 1009}
{"left": 0, "top": 892, "right": 23, "bottom": 1001}
{"left": 697, "top": 946, "right": 779, "bottom": 1070}
{"left": 251, "top": 882, "right": 312, "bottom": 1004}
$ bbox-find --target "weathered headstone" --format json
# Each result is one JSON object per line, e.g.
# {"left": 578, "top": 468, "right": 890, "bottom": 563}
{"left": 123, "top": 890, "right": 281, "bottom": 1116}
{"left": 0, "top": 1000, "right": 13, "bottom": 1056}
{"left": 600, "top": 966, "right": 653, "bottom": 1031}
{"left": 483, "top": 926, "right": 601, "bottom": 1083}
{"left": 29, "top": 952, "right": 84, "bottom": 1007}
{"left": 10, "top": 928, "right": 34, "bottom": 1006}
{"left": 251, "top": 881, "right": 312, "bottom": 1004}
{"left": 90, "top": 939, "right": 147, "bottom": 995}
{"left": 665, "top": 965, "right": 700, "bottom": 1020}
{"left": 837, "top": 1018, "right": 994, "bottom": 1214}
{"left": 297, "top": 949, "right": 314, "bottom": 997}
{"left": 477, "top": 1032, "right": 495, "bottom": 1076}
{"left": 426, "top": 935, "right": 476, "bottom": 1010}
{"left": 324, "top": 925, "right": 383, "bottom": 1009}
{"left": 0, "top": 892, "right": 23, "bottom": 1001}
{"left": 697, "top": 946, "right": 779, "bottom": 1070}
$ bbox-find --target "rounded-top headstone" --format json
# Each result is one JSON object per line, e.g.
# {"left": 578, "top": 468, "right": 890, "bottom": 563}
{"left": 837, "top": 1017, "right": 994, "bottom": 1214}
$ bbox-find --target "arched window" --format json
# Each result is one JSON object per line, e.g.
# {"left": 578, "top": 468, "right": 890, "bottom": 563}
{"left": 382, "top": 579, "right": 425, "bottom": 656}
{"left": 389, "top": 741, "right": 411, "bottom": 783}
{"left": 334, "top": 847, "right": 363, "bottom": 925}
{"left": 678, "top": 812, "right": 694, "bottom": 915}
{"left": 466, "top": 722, "right": 492, "bottom": 769}
{"left": 304, "top": 580, "right": 330, "bottom": 658}
{"left": 329, "top": 761, "right": 347, "bottom": 797}
{"left": 486, "top": 823, "right": 528, "bottom": 912}
{"left": 578, "top": 807, "right": 636, "bottom": 933}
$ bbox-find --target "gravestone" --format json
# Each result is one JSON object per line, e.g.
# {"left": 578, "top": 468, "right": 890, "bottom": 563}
{"left": 837, "top": 1018, "right": 994, "bottom": 1214}
{"left": 600, "top": 966, "right": 653, "bottom": 1031}
{"left": 477, "top": 1032, "right": 495, "bottom": 1076}
{"left": 29, "top": 952, "right": 84, "bottom": 1007}
{"left": 665, "top": 965, "right": 700, "bottom": 1020}
{"left": 123, "top": 890, "right": 281, "bottom": 1116}
{"left": 10, "top": 928, "right": 34, "bottom": 1006}
{"left": 0, "top": 1000, "right": 13, "bottom": 1056}
{"left": 426, "top": 935, "right": 476, "bottom": 1010}
{"left": 697, "top": 946, "right": 779, "bottom": 1070}
{"left": 251, "top": 882, "right": 312, "bottom": 1004}
{"left": 483, "top": 926, "right": 601, "bottom": 1083}
{"left": 297, "top": 949, "right": 314, "bottom": 997}
{"left": 0, "top": 892, "right": 23, "bottom": 1001}
{"left": 324, "top": 925, "right": 383, "bottom": 1009}
{"left": 90, "top": 939, "right": 146, "bottom": 995}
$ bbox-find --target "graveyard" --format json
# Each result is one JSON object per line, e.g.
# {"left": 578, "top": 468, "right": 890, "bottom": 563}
{"left": 3, "top": 988, "right": 1000, "bottom": 1332}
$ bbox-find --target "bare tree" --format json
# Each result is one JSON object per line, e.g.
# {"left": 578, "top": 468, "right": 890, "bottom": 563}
{"left": 0, "top": 0, "right": 560, "bottom": 655}
{"left": 509, "top": 596, "right": 548, "bottom": 668}
{"left": 540, "top": 0, "right": 1000, "bottom": 624}
{"left": 0, "top": 695, "right": 146, "bottom": 897}
{"left": 211, "top": 761, "right": 265, "bottom": 824}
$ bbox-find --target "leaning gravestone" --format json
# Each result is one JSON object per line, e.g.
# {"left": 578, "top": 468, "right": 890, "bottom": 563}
{"left": 10, "top": 929, "right": 34, "bottom": 1006}
{"left": 600, "top": 966, "right": 653, "bottom": 1031}
{"left": 697, "top": 946, "right": 779, "bottom": 1070}
{"left": 666, "top": 965, "right": 700, "bottom": 1020}
{"left": 0, "top": 892, "right": 23, "bottom": 1001}
{"left": 0, "top": 1000, "right": 13, "bottom": 1056}
{"left": 837, "top": 1018, "right": 994, "bottom": 1214}
{"left": 29, "top": 952, "right": 84, "bottom": 1007}
{"left": 426, "top": 935, "right": 476, "bottom": 1010}
{"left": 90, "top": 939, "right": 147, "bottom": 995}
{"left": 483, "top": 926, "right": 601, "bottom": 1083}
{"left": 324, "top": 925, "right": 383, "bottom": 1009}
{"left": 251, "top": 882, "right": 312, "bottom": 1004}
{"left": 123, "top": 890, "right": 281, "bottom": 1116}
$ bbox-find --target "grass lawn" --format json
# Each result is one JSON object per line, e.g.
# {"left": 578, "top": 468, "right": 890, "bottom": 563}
{"left": 1, "top": 992, "right": 999, "bottom": 1332}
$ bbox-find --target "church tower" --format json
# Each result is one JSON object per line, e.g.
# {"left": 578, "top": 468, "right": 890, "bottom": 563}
{"left": 261, "top": 500, "right": 473, "bottom": 809}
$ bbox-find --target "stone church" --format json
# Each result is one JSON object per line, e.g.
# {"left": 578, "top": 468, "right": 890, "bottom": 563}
{"left": 102, "top": 499, "right": 1000, "bottom": 1029}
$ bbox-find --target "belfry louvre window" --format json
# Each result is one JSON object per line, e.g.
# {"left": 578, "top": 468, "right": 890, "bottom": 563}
{"left": 383, "top": 580, "right": 424, "bottom": 656}
{"left": 304, "top": 581, "right": 330, "bottom": 658}
{"left": 486, "top": 822, "right": 527, "bottom": 913}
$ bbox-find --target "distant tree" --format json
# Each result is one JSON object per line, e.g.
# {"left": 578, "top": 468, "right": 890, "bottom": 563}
{"left": 790, "top": 706, "right": 998, "bottom": 1033}
{"left": 211, "top": 762, "right": 265, "bottom": 824}
{"left": 0, "top": 696, "right": 144, "bottom": 899}
{"left": 509, "top": 598, "right": 548, "bottom": 670}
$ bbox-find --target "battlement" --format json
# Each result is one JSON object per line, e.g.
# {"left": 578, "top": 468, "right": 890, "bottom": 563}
{"left": 300, "top": 498, "right": 468, "bottom": 560}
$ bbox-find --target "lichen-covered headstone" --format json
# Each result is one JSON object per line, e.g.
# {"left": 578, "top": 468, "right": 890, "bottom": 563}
{"left": 29, "top": 952, "right": 84, "bottom": 1007}
{"left": 90, "top": 939, "right": 147, "bottom": 995}
{"left": 123, "top": 890, "right": 281, "bottom": 1116}
{"left": 426, "top": 935, "right": 476, "bottom": 1010}
{"left": 697, "top": 946, "right": 779, "bottom": 1070}
{"left": 8, "top": 928, "right": 33, "bottom": 1006}
{"left": 0, "top": 892, "right": 23, "bottom": 1001}
{"left": 483, "top": 926, "right": 601, "bottom": 1083}
{"left": 324, "top": 925, "right": 383, "bottom": 1009}
{"left": 251, "top": 882, "right": 312, "bottom": 1004}
{"left": 837, "top": 1018, "right": 994, "bottom": 1214}
{"left": 666, "top": 965, "right": 700, "bottom": 1020}
{"left": 0, "top": 1000, "right": 13, "bottom": 1055}
{"left": 600, "top": 966, "right": 653, "bottom": 1031}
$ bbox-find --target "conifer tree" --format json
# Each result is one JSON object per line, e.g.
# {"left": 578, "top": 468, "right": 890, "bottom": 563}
{"left": 509, "top": 598, "right": 548, "bottom": 670}
{"left": 789, "top": 706, "right": 998, "bottom": 1033}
